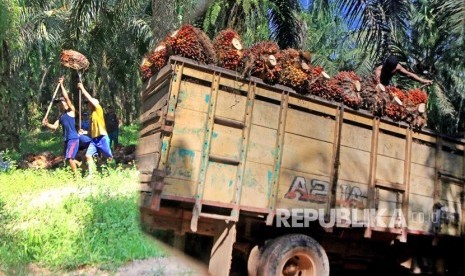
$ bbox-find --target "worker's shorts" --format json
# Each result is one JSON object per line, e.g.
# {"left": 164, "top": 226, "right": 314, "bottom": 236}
{"left": 64, "top": 138, "right": 80, "bottom": 160}
{"left": 78, "top": 134, "right": 92, "bottom": 151}
{"left": 86, "top": 135, "right": 113, "bottom": 158}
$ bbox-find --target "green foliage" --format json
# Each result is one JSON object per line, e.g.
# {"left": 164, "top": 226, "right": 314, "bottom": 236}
{"left": 301, "top": 3, "right": 372, "bottom": 76}
{"left": 118, "top": 123, "right": 140, "bottom": 147}
{"left": 0, "top": 168, "right": 165, "bottom": 273}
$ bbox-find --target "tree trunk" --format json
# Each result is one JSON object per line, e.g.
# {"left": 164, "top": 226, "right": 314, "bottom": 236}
{"left": 0, "top": 40, "right": 20, "bottom": 151}
{"left": 151, "top": 0, "right": 213, "bottom": 42}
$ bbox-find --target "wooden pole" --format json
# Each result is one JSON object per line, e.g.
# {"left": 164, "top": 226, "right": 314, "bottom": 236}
{"left": 43, "top": 83, "right": 61, "bottom": 122}
{"left": 78, "top": 72, "right": 82, "bottom": 130}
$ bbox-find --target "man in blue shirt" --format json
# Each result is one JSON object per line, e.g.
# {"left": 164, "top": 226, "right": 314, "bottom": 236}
{"left": 42, "top": 77, "right": 80, "bottom": 174}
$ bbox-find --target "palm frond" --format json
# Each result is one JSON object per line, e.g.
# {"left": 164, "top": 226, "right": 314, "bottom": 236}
{"left": 268, "top": 0, "right": 302, "bottom": 48}
{"left": 441, "top": 0, "right": 465, "bottom": 36}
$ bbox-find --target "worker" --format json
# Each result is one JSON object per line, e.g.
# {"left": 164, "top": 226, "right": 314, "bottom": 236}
{"left": 77, "top": 82, "right": 113, "bottom": 177}
{"left": 42, "top": 77, "right": 80, "bottom": 174}
{"left": 375, "top": 55, "right": 433, "bottom": 87}
{"left": 104, "top": 105, "right": 121, "bottom": 150}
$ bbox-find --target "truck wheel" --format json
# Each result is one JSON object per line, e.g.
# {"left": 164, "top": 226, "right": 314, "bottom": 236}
{"left": 257, "top": 234, "right": 329, "bottom": 276}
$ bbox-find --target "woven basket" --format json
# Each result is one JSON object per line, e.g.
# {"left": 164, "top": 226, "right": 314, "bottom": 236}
{"left": 60, "top": 50, "right": 89, "bottom": 70}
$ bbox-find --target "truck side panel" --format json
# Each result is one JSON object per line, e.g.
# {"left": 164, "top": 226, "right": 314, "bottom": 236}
{"left": 138, "top": 57, "right": 464, "bottom": 239}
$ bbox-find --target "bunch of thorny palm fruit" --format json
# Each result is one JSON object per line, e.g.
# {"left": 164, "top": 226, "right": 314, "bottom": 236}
{"left": 239, "top": 41, "right": 281, "bottom": 84}
{"left": 213, "top": 29, "right": 243, "bottom": 71}
{"left": 139, "top": 25, "right": 430, "bottom": 128}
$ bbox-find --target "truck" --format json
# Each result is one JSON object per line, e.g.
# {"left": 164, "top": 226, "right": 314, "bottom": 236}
{"left": 136, "top": 56, "right": 465, "bottom": 275}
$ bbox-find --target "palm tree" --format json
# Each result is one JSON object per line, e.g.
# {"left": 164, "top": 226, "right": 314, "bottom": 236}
{"left": 406, "top": 0, "right": 465, "bottom": 133}
{"left": 150, "top": 0, "right": 305, "bottom": 48}
{"left": 334, "top": 0, "right": 411, "bottom": 60}
{"left": 301, "top": 1, "right": 372, "bottom": 76}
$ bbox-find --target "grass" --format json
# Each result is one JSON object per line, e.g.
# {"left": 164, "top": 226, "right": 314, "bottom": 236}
{"left": 12, "top": 123, "right": 140, "bottom": 161}
{"left": 0, "top": 123, "right": 167, "bottom": 275}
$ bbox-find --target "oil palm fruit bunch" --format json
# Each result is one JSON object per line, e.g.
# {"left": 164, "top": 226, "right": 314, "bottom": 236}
{"left": 331, "top": 71, "right": 362, "bottom": 109}
{"left": 385, "top": 86, "right": 406, "bottom": 121}
{"left": 139, "top": 42, "right": 169, "bottom": 81}
{"left": 149, "top": 43, "right": 169, "bottom": 71}
{"left": 139, "top": 57, "right": 153, "bottom": 81}
{"left": 60, "top": 50, "right": 90, "bottom": 71}
{"left": 278, "top": 49, "right": 310, "bottom": 94}
{"left": 360, "top": 76, "right": 388, "bottom": 117}
{"left": 405, "top": 88, "right": 428, "bottom": 128}
{"left": 213, "top": 29, "right": 243, "bottom": 70}
{"left": 407, "top": 89, "right": 428, "bottom": 105}
{"left": 193, "top": 27, "right": 215, "bottom": 64}
{"left": 307, "top": 66, "right": 331, "bottom": 99}
{"left": 165, "top": 24, "right": 214, "bottom": 64}
{"left": 240, "top": 41, "right": 281, "bottom": 84}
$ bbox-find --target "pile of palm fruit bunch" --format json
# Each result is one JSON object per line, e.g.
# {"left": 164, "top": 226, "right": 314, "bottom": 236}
{"left": 18, "top": 151, "right": 64, "bottom": 169}
{"left": 239, "top": 41, "right": 281, "bottom": 84}
{"left": 213, "top": 29, "right": 244, "bottom": 71}
{"left": 139, "top": 24, "right": 214, "bottom": 81}
{"left": 138, "top": 26, "right": 433, "bottom": 129}
{"left": 385, "top": 86, "right": 407, "bottom": 121}
{"left": 404, "top": 88, "right": 428, "bottom": 128}
{"left": 360, "top": 76, "right": 389, "bottom": 117}
{"left": 277, "top": 49, "right": 313, "bottom": 94}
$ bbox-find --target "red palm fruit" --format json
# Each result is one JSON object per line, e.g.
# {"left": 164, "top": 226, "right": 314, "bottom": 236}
{"left": 165, "top": 24, "right": 213, "bottom": 64}
{"left": 385, "top": 86, "right": 406, "bottom": 121}
{"left": 385, "top": 103, "right": 405, "bottom": 121}
{"left": 148, "top": 43, "right": 168, "bottom": 72}
{"left": 139, "top": 57, "right": 153, "bottom": 81}
{"left": 213, "top": 29, "right": 243, "bottom": 70}
{"left": 407, "top": 88, "right": 428, "bottom": 105}
{"left": 386, "top": 86, "right": 406, "bottom": 102}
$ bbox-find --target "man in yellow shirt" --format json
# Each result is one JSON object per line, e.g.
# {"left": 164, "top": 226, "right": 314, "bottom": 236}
{"left": 78, "top": 82, "right": 113, "bottom": 176}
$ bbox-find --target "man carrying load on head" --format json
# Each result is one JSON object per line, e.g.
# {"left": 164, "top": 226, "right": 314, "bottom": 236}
{"left": 77, "top": 82, "right": 112, "bottom": 176}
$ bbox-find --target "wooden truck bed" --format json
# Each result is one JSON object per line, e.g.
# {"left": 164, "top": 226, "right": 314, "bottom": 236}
{"left": 137, "top": 56, "right": 465, "bottom": 239}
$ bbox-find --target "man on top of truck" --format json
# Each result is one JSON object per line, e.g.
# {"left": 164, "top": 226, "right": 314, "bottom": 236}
{"left": 375, "top": 55, "right": 433, "bottom": 87}
{"left": 77, "top": 82, "right": 113, "bottom": 176}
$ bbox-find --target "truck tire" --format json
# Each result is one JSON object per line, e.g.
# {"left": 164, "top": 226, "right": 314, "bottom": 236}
{"left": 257, "top": 234, "right": 329, "bottom": 276}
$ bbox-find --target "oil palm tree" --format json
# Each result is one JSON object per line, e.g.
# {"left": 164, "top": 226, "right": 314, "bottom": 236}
{"left": 150, "top": 0, "right": 308, "bottom": 49}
